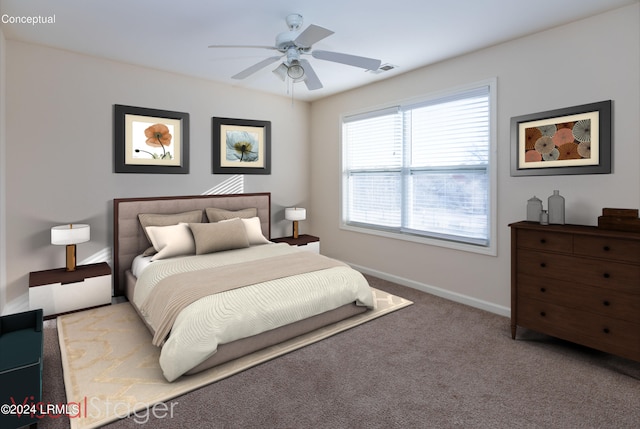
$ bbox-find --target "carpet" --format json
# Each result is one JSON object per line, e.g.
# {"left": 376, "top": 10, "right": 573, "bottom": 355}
{"left": 57, "top": 288, "right": 412, "bottom": 429}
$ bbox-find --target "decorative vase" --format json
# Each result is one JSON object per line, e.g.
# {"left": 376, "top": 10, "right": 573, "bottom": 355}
{"left": 548, "top": 190, "right": 565, "bottom": 224}
{"left": 540, "top": 210, "right": 549, "bottom": 225}
{"left": 527, "top": 196, "right": 543, "bottom": 222}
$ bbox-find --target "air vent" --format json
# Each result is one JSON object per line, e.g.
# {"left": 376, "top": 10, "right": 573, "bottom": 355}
{"left": 368, "top": 63, "right": 397, "bottom": 74}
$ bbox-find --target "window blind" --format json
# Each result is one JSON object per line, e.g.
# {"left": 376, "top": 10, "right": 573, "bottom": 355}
{"left": 343, "top": 85, "right": 491, "bottom": 246}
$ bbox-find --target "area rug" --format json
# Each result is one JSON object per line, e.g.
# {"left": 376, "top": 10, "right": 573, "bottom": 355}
{"left": 57, "top": 288, "right": 412, "bottom": 429}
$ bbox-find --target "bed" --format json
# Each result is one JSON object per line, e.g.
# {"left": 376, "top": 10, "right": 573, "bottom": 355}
{"left": 113, "top": 193, "right": 375, "bottom": 381}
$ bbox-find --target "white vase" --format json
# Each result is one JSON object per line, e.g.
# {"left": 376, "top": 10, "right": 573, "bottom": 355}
{"left": 548, "top": 190, "right": 565, "bottom": 224}
{"left": 526, "top": 196, "right": 543, "bottom": 222}
{"left": 540, "top": 210, "right": 549, "bottom": 225}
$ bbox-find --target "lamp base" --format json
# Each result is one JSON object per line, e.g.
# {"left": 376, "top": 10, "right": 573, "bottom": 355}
{"left": 65, "top": 244, "right": 77, "bottom": 272}
{"left": 292, "top": 220, "right": 299, "bottom": 239}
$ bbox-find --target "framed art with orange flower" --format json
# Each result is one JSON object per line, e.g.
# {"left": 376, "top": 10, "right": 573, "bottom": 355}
{"left": 510, "top": 100, "right": 611, "bottom": 176}
{"left": 114, "top": 104, "right": 189, "bottom": 173}
{"left": 212, "top": 117, "right": 271, "bottom": 175}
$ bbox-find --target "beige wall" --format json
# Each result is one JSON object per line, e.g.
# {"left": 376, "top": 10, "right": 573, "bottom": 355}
{"left": 309, "top": 4, "right": 640, "bottom": 314}
{"left": 2, "top": 41, "right": 311, "bottom": 313}
{"left": 2, "top": 4, "right": 639, "bottom": 316}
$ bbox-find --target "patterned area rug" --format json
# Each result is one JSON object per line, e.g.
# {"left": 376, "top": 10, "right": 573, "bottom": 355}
{"left": 57, "top": 288, "right": 412, "bottom": 429}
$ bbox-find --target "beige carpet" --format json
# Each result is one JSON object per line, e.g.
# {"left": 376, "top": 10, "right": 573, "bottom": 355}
{"left": 57, "top": 288, "right": 412, "bottom": 429}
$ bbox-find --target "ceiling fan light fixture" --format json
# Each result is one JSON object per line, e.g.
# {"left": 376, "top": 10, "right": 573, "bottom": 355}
{"left": 272, "top": 63, "right": 288, "bottom": 81}
{"left": 287, "top": 60, "right": 305, "bottom": 79}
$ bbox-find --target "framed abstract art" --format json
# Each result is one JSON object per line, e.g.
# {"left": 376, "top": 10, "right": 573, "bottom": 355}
{"left": 510, "top": 100, "right": 611, "bottom": 176}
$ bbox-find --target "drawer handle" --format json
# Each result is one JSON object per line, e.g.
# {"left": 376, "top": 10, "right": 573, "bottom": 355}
{"left": 603, "top": 300, "right": 610, "bottom": 306}
{"left": 603, "top": 273, "right": 610, "bottom": 279}
{"left": 603, "top": 246, "right": 610, "bottom": 251}
{"left": 540, "top": 262, "right": 546, "bottom": 268}
{"left": 540, "top": 239, "right": 546, "bottom": 244}
{"left": 540, "top": 287, "right": 546, "bottom": 293}
{"left": 540, "top": 311, "right": 546, "bottom": 317}
{"left": 603, "top": 328, "right": 610, "bottom": 334}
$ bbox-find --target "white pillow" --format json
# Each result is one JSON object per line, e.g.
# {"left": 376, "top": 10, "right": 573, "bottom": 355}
{"left": 221, "top": 217, "right": 270, "bottom": 245}
{"left": 145, "top": 223, "right": 196, "bottom": 261}
{"left": 241, "top": 217, "right": 271, "bottom": 244}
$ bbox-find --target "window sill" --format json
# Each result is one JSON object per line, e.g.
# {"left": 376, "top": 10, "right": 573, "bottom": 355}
{"left": 340, "top": 223, "right": 497, "bottom": 256}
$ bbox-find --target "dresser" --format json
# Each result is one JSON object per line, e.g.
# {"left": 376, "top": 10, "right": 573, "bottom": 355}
{"left": 509, "top": 221, "right": 640, "bottom": 362}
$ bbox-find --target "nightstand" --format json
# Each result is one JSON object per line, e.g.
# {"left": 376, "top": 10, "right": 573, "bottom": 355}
{"left": 29, "top": 262, "right": 112, "bottom": 318}
{"left": 271, "top": 234, "right": 320, "bottom": 253}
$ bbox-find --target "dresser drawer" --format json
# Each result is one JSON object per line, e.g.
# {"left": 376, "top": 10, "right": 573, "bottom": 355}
{"left": 517, "top": 273, "right": 640, "bottom": 323}
{"left": 518, "top": 300, "right": 640, "bottom": 361}
{"left": 573, "top": 235, "right": 640, "bottom": 264}
{"left": 516, "top": 229, "right": 573, "bottom": 253}
{"left": 517, "top": 249, "right": 640, "bottom": 294}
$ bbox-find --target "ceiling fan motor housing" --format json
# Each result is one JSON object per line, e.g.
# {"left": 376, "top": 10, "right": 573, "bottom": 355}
{"left": 285, "top": 13, "right": 303, "bottom": 31}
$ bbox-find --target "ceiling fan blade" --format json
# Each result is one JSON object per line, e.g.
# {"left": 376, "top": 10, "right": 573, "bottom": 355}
{"left": 232, "top": 56, "right": 282, "bottom": 80}
{"left": 294, "top": 24, "right": 334, "bottom": 48}
{"left": 311, "top": 50, "right": 381, "bottom": 70}
{"left": 299, "top": 59, "right": 323, "bottom": 90}
{"left": 209, "top": 44, "right": 279, "bottom": 51}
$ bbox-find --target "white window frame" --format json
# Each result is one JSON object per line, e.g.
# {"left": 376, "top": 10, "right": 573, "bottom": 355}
{"left": 340, "top": 78, "right": 497, "bottom": 256}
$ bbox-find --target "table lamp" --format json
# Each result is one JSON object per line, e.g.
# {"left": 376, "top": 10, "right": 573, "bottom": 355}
{"left": 285, "top": 208, "right": 306, "bottom": 239}
{"left": 51, "top": 224, "right": 90, "bottom": 271}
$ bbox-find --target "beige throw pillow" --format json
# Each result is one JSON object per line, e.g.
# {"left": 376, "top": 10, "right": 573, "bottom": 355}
{"left": 189, "top": 219, "right": 250, "bottom": 254}
{"left": 205, "top": 207, "right": 257, "bottom": 222}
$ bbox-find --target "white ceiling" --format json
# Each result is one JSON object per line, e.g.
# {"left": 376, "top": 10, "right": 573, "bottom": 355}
{"left": 1, "top": 0, "right": 637, "bottom": 101}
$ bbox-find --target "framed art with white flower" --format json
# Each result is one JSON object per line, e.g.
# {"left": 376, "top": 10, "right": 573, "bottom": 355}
{"left": 510, "top": 100, "right": 611, "bottom": 176}
{"left": 114, "top": 104, "right": 189, "bottom": 173}
{"left": 212, "top": 117, "right": 271, "bottom": 175}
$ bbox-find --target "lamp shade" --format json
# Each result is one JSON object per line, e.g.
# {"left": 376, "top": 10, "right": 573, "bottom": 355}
{"left": 51, "top": 224, "right": 90, "bottom": 245}
{"left": 285, "top": 208, "right": 306, "bottom": 221}
{"left": 287, "top": 61, "right": 305, "bottom": 79}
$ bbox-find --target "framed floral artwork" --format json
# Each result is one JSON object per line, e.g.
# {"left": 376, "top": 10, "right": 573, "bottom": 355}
{"left": 114, "top": 105, "right": 189, "bottom": 173}
{"left": 510, "top": 100, "right": 611, "bottom": 176}
{"left": 212, "top": 117, "right": 271, "bottom": 175}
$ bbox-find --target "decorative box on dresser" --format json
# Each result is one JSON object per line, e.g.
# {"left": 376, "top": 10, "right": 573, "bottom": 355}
{"left": 509, "top": 221, "right": 640, "bottom": 362}
{"left": 29, "top": 262, "right": 112, "bottom": 318}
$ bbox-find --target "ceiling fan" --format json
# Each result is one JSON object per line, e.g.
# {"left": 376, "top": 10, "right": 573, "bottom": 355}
{"left": 208, "top": 14, "right": 382, "bottom": 90}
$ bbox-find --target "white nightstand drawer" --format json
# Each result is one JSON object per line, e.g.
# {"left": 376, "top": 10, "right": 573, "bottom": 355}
{"left": 29, "top": 262, "right": 112, "bottom": 317}
{"left": 298, "top": 241, "right": 320, "bottom": 253}
{"left": 30, "top": 275, "right": 111, "bottom": 317}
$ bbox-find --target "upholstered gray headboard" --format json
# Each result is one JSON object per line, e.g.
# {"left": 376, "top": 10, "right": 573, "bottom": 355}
{"left": 113, "top": 193, "right": 271, "bottom": 296}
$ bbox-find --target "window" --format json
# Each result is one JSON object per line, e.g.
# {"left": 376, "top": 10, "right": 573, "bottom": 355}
{"left": 341, "top": 81, "right": 495, "bottom": 252}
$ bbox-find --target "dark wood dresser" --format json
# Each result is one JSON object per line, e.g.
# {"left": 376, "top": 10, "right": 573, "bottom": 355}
{"left": 509, "top": 221, "right": 640, "bottom": 362}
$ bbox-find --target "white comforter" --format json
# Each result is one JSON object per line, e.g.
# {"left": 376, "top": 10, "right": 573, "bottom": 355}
{"left": 133, "top": 243, "right": 375, "bottom": 381}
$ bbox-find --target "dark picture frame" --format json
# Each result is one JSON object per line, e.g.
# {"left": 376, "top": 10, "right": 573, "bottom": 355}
{"left": 114, "top": 104, "right": 189, "bottom": 174}
{"left": 510, "top": 100, "right": 611, "bottom": 176}
{"left": 212, "top": 117, "right": 271, "bottom": 175}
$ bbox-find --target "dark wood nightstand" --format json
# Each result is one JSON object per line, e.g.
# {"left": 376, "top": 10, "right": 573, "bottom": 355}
{"left": 29, "top": 262, "right": 112, "bottom": 318}
{"left": 271, "top": 234, "right": 320, "bottom": 253}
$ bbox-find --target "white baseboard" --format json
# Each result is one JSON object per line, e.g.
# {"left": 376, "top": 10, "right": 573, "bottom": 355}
{"left": 349, "top": 262, "right": 510, "bottom": 318}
